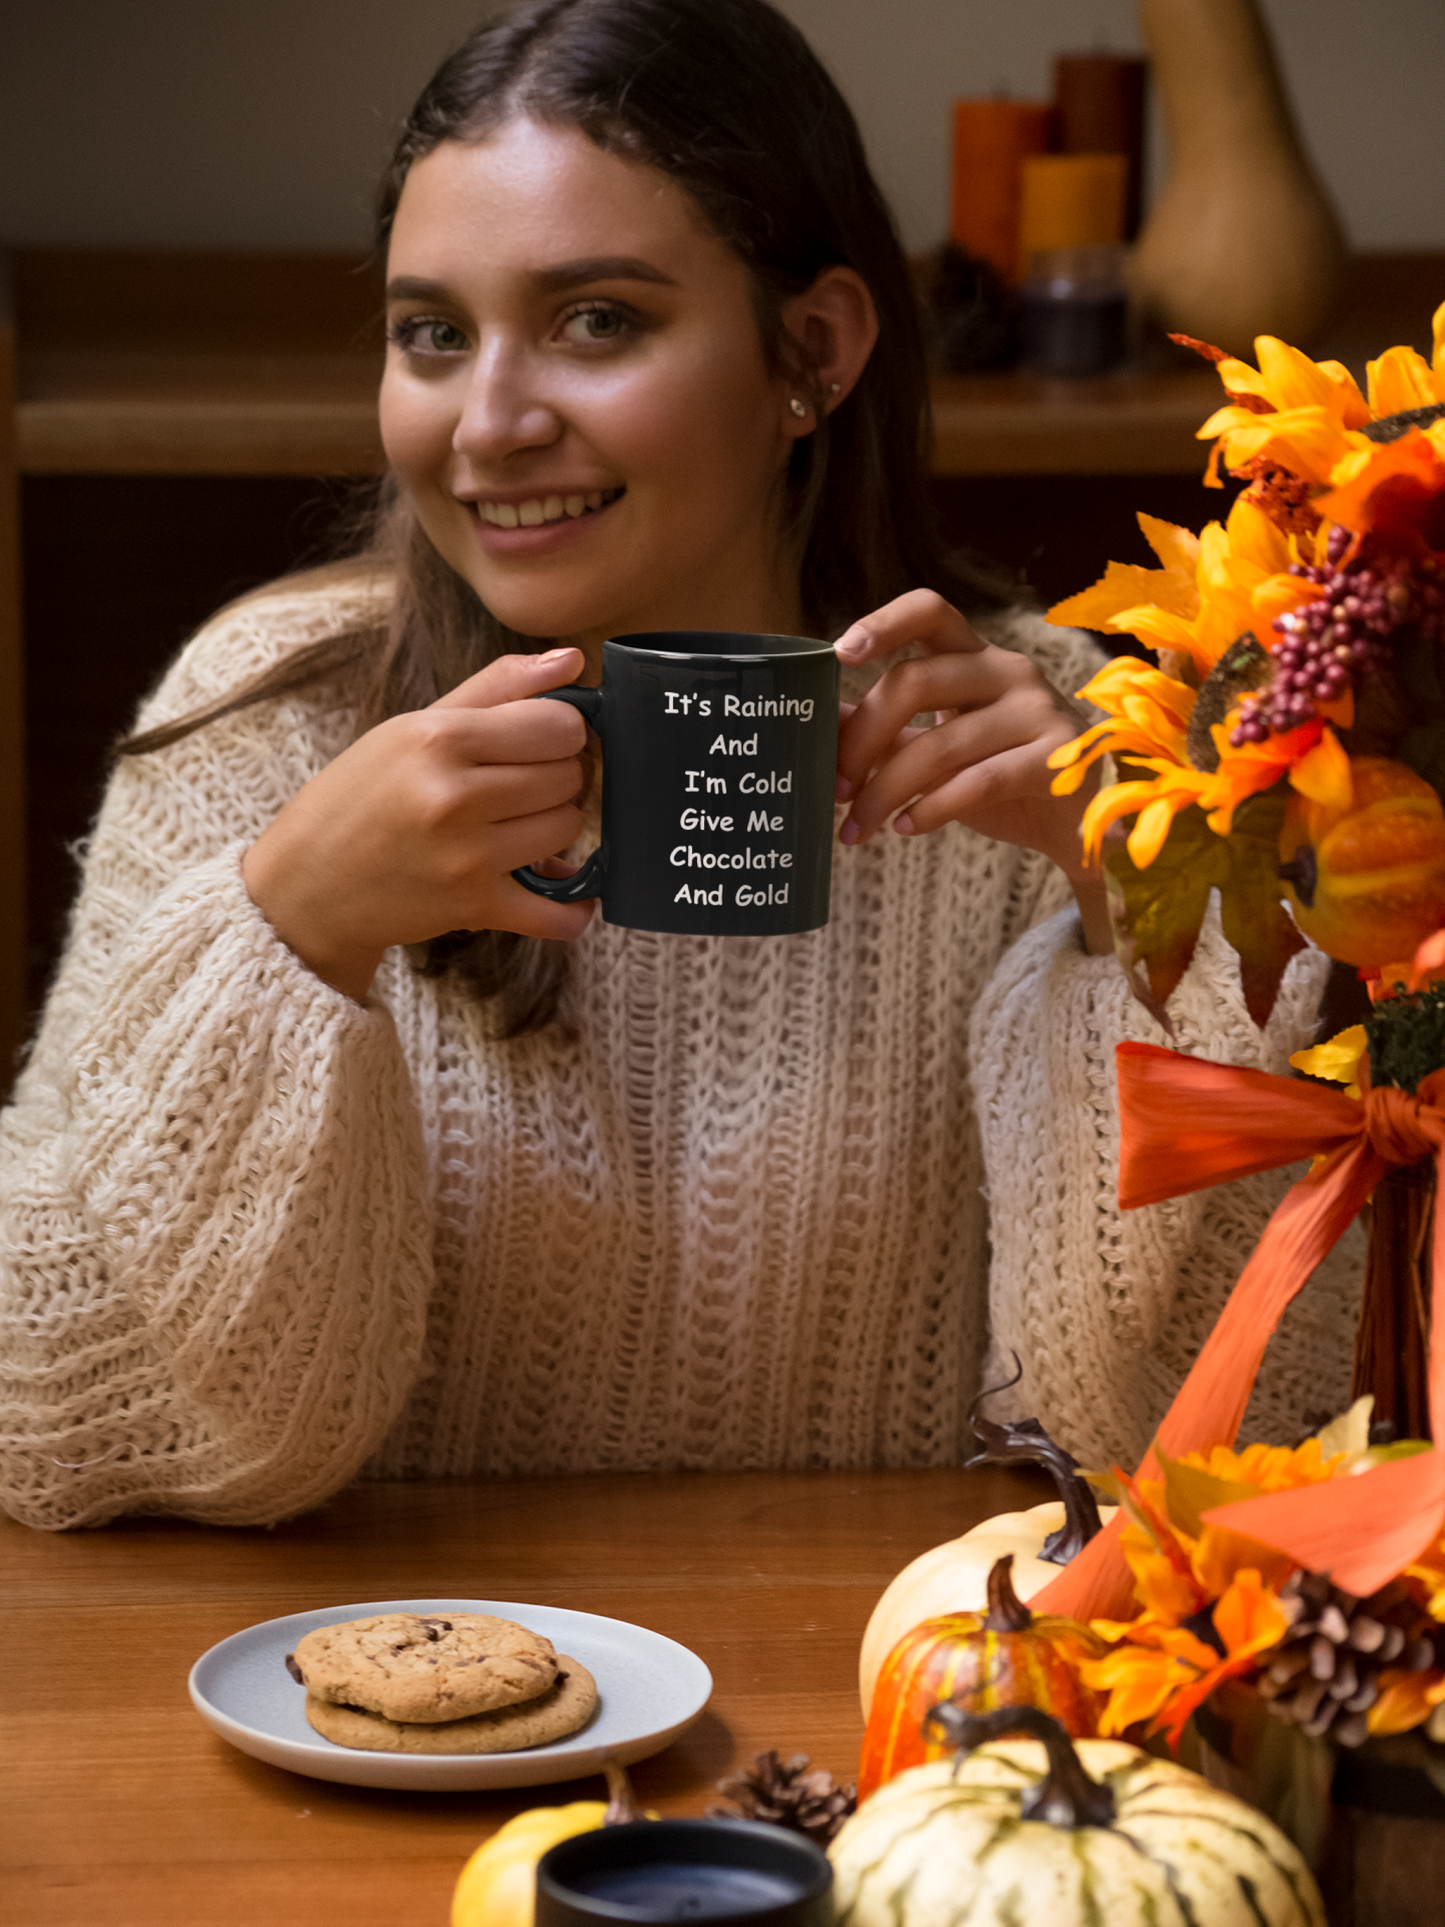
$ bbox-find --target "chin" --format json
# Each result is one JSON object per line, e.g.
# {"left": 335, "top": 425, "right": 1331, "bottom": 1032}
{"left": 469, "top": 583, "right": 656, "bottom": 644}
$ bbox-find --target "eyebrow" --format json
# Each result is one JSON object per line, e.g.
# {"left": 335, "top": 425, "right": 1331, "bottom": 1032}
{"left": 385, "top": 257, "right": 679, "bottom": 303}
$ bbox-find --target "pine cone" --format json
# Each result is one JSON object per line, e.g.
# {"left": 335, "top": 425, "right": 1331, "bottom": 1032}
{"left": 707, "top": 1749, "right": 857, "bottom": 1845}
{"left": 1256, "top": 1570, "right": 1442, "bottom": 1747}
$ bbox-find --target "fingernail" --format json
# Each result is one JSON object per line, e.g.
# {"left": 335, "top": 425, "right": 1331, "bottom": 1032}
{"left": 893, "top": 812, "right": 915, "bottom": 837}
{"left": 835, "top": 775, "right": 853, "bottom": 801}
{"left": 839, "top": 817, "right": 861, "bottom": 846}
{"left": 537, "top": 647, "right": 575, "bottom": 666}
{"left": 835, "top": 626, "right": 869, "bottom": 661}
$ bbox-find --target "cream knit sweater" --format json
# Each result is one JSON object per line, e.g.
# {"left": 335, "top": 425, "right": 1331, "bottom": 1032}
{"left": 0, "top": 579, "right": 1363, "bottom": 1528}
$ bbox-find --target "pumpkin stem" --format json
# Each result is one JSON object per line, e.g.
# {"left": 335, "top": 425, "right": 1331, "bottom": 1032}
{"left": 602, "top": 1759, "right": 643, "bottom": 1825}
{"left": 964, "top": 1355, "right": 1103, "bottom": 1565}
{"left": 982, "top": 1555, "right": 1033, "bottom": 1633}
{"left": 923, "top": 1704, "right": 1117, "bottom": 1830}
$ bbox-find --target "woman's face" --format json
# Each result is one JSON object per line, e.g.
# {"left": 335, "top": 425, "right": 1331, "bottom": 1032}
{"left": 380, "top": 118, "right": 806, "bottom": 656}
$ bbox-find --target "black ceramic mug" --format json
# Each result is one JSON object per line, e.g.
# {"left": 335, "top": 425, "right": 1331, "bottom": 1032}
{"left": 513, "top": 631, "right": 840, "bottom": 937}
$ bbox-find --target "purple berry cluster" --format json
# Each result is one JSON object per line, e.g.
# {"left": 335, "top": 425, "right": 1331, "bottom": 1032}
{"left": 1229, "top": 526, "right": 1445, "bottom": 747}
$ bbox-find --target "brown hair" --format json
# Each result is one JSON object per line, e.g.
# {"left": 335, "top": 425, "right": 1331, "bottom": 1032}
{"left": 122, "top": 0, "right": 1011, "bottom": 1035}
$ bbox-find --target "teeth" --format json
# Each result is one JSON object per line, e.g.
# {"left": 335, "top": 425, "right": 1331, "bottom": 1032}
{"left": 478, "top": 490, "right": 618, "bottom": 528}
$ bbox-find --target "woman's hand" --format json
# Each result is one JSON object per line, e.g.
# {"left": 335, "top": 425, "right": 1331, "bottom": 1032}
{"left": 834, "top": 590, "right": 1112, "bottom": 951}
{"left": 242, "top": 648, "right": 594, "bottom": 1002}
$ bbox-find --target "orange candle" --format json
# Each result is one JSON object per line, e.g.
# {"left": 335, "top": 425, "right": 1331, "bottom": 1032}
{"left": 950, "top": 99, "right": 1053, "bottom": 282}
{"left": 1018, "top": 153, "right": 1127, "bottom": 269}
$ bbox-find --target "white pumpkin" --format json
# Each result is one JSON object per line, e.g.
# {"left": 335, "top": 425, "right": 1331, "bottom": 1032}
{"left": 830, "top": 1721, "right": 1325, "bottom": 1927}
{"left": 858, "top": 1500, "right": 1118, "bottom": 1715}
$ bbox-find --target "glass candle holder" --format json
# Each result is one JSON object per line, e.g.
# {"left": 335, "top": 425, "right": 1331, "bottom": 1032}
{"left": 1020, "top": 243, "right": 1130, "bottom": 376}
{"left": 535, "top": 1817, "right": 834, "bottom": 1924}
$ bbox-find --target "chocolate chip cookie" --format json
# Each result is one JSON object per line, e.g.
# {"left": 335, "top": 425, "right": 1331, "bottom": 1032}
{"left": 288, "top": 1611, "right": 559, "bottom": 1724}
{"left": 303, "top": 1657, "right": 598, "bottom": 1754}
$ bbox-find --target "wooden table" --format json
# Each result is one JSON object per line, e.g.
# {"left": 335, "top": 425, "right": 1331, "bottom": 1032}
{"left": 3, "top": 1463, "right": 1045, "bottom": 1926}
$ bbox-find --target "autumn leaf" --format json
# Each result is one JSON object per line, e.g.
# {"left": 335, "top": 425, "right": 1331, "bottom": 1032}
{"left": 1104, "top": 784, "right": 1305, "bottom": 1031}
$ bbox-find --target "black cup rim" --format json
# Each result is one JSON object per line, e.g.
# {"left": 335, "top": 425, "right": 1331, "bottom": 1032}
{"left": 535, "top": 1816, "right": 833, "bottom": 1923}
{"left": 606, "top": 631, "right": 836, "bottom": 662}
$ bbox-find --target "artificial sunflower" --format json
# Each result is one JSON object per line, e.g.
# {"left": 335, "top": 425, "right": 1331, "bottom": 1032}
{"left": 1049, "top": 494, "right": 1318, "bottom": 678}
{"left": 1046, "top": 493, "right": 1350, "bottom": 869}
{"left": 1198, "top": 304, "right": 1445, "bottom": 557}
{"left": 1077, "top": 1431, "right": 1382, "bottom": 1747}
{"left": 1077, "top": 1464, "right": 1294, "bottom": 1745}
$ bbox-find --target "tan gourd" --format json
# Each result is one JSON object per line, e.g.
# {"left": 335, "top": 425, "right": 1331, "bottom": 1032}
{"left": 1131, "top": 0, "right": 1344, "bottom": 356}
{"left": 858, "top": 1498, "right": 1117, "bottom": 1717}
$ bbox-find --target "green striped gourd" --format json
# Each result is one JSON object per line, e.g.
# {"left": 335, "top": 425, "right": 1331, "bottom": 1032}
{"left": 831, "top": 1707, "right": 1325, "bottom": 1927}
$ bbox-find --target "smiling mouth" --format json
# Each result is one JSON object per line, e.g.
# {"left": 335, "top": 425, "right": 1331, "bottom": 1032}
{"left": 475, "top": 487, "right": 625, "bottom": 530}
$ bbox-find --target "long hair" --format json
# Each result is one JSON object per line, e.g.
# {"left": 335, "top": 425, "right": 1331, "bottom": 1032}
{"left": 121, "top": 0, "right": 1011, "bottom": 1035}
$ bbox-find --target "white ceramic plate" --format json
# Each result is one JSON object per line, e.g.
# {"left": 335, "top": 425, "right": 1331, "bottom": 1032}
{"left": 188, "top": 1597, "right": 713, "bottom": 1791}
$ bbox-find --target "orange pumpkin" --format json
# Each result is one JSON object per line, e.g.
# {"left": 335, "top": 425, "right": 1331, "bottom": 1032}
{"left": 857, "top": 1555, "right": 1105, "bottom": 1800}
{"left": 1279, "top": 756, "right": 1445, "bottom": 966}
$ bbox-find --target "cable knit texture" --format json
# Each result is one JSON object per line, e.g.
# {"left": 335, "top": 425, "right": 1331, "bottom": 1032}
{"left": 0, "top": 580, "right": 1362, "bottom": 1527}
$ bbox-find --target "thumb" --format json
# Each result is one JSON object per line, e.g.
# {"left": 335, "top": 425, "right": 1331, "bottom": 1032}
{"left": 432, "top": 646, "right": 585, "bottom": 712}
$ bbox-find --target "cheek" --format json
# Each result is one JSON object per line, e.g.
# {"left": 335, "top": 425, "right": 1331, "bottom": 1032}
{"left": 379, "top": 373, "right": 457, "bottom": 494}
{"left": 586, "top": 338, "right": 782, "bottom": 506}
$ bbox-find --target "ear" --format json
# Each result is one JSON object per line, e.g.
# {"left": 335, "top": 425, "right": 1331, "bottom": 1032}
{"left": 778, "top": 265, "right": 879, "bottom": 437}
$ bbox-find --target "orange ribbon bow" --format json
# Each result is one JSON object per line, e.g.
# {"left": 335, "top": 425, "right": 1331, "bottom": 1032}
{"left": 1034, "top": 1040, "right": 1445, "bottom": 1623}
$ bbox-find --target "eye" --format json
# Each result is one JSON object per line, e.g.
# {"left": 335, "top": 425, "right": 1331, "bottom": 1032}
{"left": 387, "top": 316, "right": 470, "bottom": 356}
{"left": 557, "top": 302, "right": 637, "bottom": 347}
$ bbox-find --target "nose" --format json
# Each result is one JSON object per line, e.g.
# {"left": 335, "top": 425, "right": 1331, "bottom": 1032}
{"left": 452, "top": 335, "right": 563, "bottom": 470}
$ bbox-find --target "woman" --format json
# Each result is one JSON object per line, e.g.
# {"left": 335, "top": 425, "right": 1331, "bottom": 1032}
{"left": 0, "top": 0, "right": 1358, "bottom": 1529}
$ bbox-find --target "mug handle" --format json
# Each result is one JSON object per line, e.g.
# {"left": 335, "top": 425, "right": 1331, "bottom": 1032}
{"left": 511, "top": 684, "right": 607, "bottom": 903}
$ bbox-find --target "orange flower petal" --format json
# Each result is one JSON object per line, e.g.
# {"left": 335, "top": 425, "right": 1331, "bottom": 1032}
{"left": 1317, "top": 430, "right": 1445, "bottom": 540}
{"left": 1127, "top": 795, "right": 1185, "bottom": 869}
{"left": 1288, "top": 728, "right": 1352, "bottom": 809}
{"left": 1367, "top": 1670, "right": 1445, "bottom": 1737}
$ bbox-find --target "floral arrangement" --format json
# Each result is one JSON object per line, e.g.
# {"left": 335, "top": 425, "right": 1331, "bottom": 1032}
{"left": 1078, "top": 1403, "right": 1445, "bottom": 1753}
{"left": 1019, "top": 306, "right": 1445, "bottom": 1774}
{"left": 1046, "top": 308, "right": 1445, "bottom": 1029}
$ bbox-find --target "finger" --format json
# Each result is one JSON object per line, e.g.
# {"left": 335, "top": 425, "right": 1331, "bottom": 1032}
{"left": 487, "top": 879, "right": 597, "bottom": 942}
{"left": 894, "top": 740, "right": 1063, "bottom": 837}
{"left": 837, "top": 650, "right": 1029, "bottom": 793}
{"left": 836, "top": 719, "right": 929, "bottom": 801}
{"left": 834, "top": 588, "right": 987, "bottom": 668}
{"left": 409, "top": 696, "right": 587, "bottom": 766}
{"left": 846, "top": 703, "right": 1040, "bottom": 837}
{"left": 431, "top": 645, "right": 585, "bottom": 711}
{"left": 459, "top": 756, "right": 587, "bottom": 822}
{"left": 478, "top": 801, "right": 589, "bottom": 878}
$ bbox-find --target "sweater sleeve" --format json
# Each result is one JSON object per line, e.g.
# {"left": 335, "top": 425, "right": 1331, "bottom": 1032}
{"left": 0, "top": 586, "right": 434, "bottom": 1528}
{"left": 970, "top": 894, "right": 1366, "bottom": 1471}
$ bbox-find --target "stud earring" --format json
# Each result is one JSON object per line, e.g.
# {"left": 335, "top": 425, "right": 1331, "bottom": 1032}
{"left": 789, "top": 397, "right": 808, "bottom": 418}
{"left": 829, "top": 382, "right": 841, "bottom": 394}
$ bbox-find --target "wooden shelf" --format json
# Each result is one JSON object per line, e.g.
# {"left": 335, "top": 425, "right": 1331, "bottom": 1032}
{"left": 13, "top": 248, "right": 1444, "bottom": 481}
{"left": 18, "top": 348, "right": 385, "bottom": 475}
{"left": 13, "top": 249, "right": 388, "bottom": 477}
{"left": 929, "top": 365, "right": 1224, "bottom": 474}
